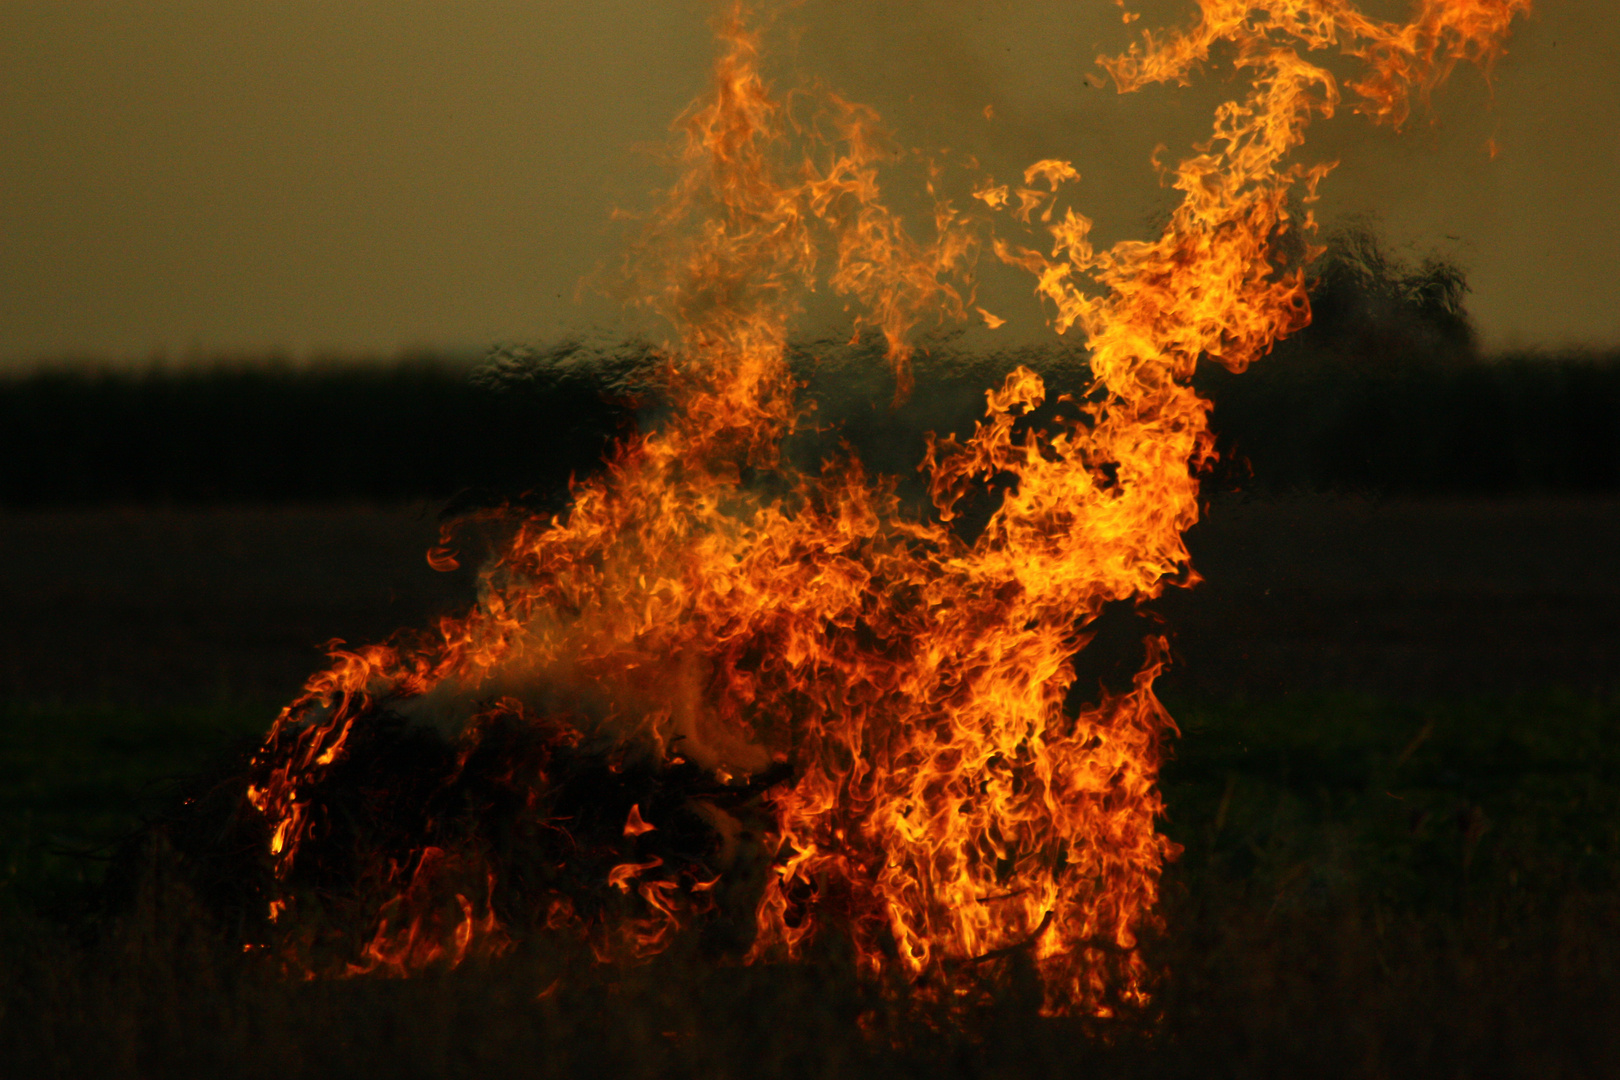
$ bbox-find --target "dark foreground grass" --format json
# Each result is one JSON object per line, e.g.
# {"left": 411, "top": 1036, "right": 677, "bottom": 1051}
{"left": 0, "top": 701, "right": 271, "bottom": 908}
{"left": 2, "top": 691, "right": 1617, "bottom": 1078}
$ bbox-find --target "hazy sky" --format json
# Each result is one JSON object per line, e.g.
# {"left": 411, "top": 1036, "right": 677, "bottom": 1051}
{"left": 3, "top": 1, "right": 1615, "bottom": 366}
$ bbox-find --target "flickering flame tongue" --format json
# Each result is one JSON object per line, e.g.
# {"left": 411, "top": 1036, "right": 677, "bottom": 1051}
{"left": 247, "top": 0, "right": 1528, "bottom": 1015}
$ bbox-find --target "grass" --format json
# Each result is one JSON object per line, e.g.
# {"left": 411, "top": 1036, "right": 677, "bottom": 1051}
{"left": 0, "top": 700, "right": 273, "bottom": 907}
{"left": 1161, "top": 691, "right": 1620, "bottom": 918}
{"left": 2, "top": 690, "right": 1617, "bottom": 1077}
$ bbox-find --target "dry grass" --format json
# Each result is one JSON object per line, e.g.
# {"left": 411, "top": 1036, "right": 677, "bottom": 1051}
{"left": 3, "top": 498, "right": 1618, "bottom": 1075}
{"left": 3, "top": 691, "right": 1617, "bottom": 1078}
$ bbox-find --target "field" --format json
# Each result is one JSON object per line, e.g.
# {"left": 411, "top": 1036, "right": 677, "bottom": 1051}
{"left": 3, "top": 493, "right": 1617, "bottom": 1077}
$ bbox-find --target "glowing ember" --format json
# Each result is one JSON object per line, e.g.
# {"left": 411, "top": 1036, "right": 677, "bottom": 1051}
{"left": 246, "top": 0, "right": 1527, "bottom": 1016}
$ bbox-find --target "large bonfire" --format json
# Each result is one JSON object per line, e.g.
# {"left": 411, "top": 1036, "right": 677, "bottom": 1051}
{"left": 246, "top": 0, "right": 1527, "bottom": 1017}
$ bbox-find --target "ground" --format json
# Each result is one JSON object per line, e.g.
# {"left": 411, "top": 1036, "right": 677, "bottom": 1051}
{"left": 2, "top": 496, "right": 1617, "bottom": 1077}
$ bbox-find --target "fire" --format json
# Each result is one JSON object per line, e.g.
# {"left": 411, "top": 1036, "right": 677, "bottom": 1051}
{"left": 245, "top": 0, "right": 1526, "bottom": 1016}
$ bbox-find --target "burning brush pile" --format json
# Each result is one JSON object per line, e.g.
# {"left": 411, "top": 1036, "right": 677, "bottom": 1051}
{"left": 231, "top": 0, "right": 1526, "bottom": 1022}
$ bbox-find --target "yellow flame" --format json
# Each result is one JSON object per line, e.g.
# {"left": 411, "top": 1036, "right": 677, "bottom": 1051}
{"left": 247, "top": 0, "right": 1528, "bottom": 1016}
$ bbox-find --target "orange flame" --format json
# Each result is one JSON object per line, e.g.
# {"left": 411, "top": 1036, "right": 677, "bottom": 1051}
{"left": 246, "top": 0, "right": 1526, "bottom": 1017}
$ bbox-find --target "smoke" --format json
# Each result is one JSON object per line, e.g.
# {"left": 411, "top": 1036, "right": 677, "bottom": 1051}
{"left": 784, "top": 0, "right": 1619, "bottom": 356}
{"left": 782, "top": 0, "right": 1207, "bottom": 343}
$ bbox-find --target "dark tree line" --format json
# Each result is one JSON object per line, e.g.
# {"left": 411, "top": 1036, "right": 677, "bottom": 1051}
{"left": 4, "top": 227, "right": 1618, "bottom": 507}
{"left": 1196, "top": 223, "right": 1620, "bottom": 493}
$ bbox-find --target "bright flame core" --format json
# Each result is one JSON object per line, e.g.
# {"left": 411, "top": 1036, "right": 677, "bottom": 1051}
{"left": 247, "top": 0, "right": 1527, "bottom": 1016}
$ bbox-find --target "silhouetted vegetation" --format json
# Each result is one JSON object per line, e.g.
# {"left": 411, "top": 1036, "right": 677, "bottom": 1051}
{"left": 0, "top": 348, "right": 638, "bottom": 509}
{"left": 1197, "top": 223, "right": 1620, "bottom": 493}
{"left": 4, "top": 227, "right": 1618, "bottom": 506}
{"left": 1200, "top": 351, "right": 1620, "bottom": 494}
